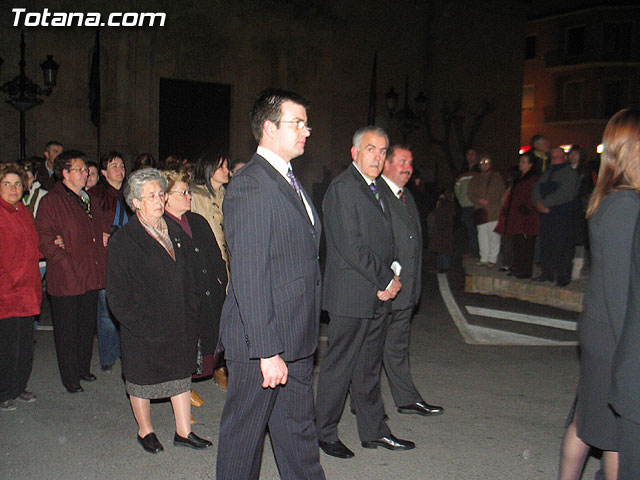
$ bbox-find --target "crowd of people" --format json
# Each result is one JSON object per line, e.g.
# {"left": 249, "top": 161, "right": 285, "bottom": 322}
{"left": 1, "top": 93, "right": 640, "bottom": 478}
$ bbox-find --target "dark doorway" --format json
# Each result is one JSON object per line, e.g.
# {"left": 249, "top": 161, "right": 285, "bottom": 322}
{"left": 159, "top": 78, "right": 230, "bottom": 164}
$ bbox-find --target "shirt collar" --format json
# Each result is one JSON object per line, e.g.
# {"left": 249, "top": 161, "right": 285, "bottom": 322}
{"left": 381, "top": 175, "right": 402, "bottom": 199}
{"left": 352, "top": 161, "right": 377, "bottom": 185}
{"left": 257, "top": 146, "right": 291, "bottom": 180}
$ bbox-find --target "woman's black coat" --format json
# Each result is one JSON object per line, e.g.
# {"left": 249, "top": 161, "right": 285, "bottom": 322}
{"left": 106, "top": 216, "right": 199, "bottom": 385}
{"left": 165, "top": 211, "right": 227, "bottom": 355}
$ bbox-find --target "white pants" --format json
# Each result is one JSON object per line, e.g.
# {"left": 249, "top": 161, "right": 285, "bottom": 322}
{"left": 477, "top": 220, "right": 500, "bottom": 263}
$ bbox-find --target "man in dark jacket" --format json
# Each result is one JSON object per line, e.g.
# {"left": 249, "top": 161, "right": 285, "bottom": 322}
{"left": 316, "top": 127, "right": 413, "bottom": 460}
{"left": 379, "top": 145, "right": 444, "bottom": 417}
{"left": 35, "top": 140, "right": 63, "bottom": 191}
{"left": 532, "top": 147, "right": 579, "bottom": 286}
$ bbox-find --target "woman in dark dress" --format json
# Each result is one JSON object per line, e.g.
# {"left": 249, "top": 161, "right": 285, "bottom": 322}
{"left": 162, "top": 170, "right": 227, "bottom": 412}
{"left": 106, "top": 168, "right": 211, "bottom": 453}
{"left": 558, "top": 109, "right": 640, "bottom": 479}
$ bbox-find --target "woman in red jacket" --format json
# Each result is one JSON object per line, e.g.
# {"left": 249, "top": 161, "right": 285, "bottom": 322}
{"left": 35, "top": 150, "right": 109, "bottom": 394}
{"left": 0, "top": 163, "right": 41, "bottom": 411}
{"left": 495, "top": 153, "right": 540, "bottom": 278}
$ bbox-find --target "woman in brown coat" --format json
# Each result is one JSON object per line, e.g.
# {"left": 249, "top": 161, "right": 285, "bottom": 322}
{"left": 467, "top": 154, "right": 505, "bottom": 266}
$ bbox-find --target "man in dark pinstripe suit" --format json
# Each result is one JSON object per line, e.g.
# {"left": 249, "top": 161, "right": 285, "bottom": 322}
{"left": 216, "top": 89, "right": 325, "bottom": 480}
{"left": 315, "top": 126, "right": 415, "bottom": 459}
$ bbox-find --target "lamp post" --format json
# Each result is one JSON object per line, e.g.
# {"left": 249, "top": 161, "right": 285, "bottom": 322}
{"left": 0, "top": 31, "right": 59, "bottom": 160}
{"left": 384, "top": 75, "right": 427, "bottom": 143}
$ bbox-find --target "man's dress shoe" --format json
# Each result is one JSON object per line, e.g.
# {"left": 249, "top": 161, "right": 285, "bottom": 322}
{"left": 80, "top": 373, "right": 97, "bottom": 382}
{"left": 138, "top": 432, "right": 163, "bottom": 453}
{"left": 173, "top": 432, "right": 212, "bottom": 449}
{"left": 319, "top": 440, "right": 355, "bottom": 458}
{"left": 397, "top": 401, "right": 444, "bottom": 416}
{"left": 64, "top": 383, "right": 83, "bottom": 393}
{"left": 361, "top": 434, "right": 415, "bottom": 450}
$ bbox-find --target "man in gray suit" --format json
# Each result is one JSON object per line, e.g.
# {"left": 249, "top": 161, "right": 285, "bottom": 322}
{"left": 316, "top": 126, "right": 414, "bottom": 459}
{"left": 216, "top": 89, "right": 325, "bottom": 480}
{"left": 378, "top": 145, "right": 444, "bottom": 417}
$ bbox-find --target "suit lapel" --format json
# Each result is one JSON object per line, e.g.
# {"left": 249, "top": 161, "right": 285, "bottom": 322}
{"left": 254, "top": 155, "right": 317, "bottom": 231}
{"left": 349, "top": 165, "right": 388, "bottom": 219}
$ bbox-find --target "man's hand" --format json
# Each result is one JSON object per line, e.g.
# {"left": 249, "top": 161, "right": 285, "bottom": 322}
{"left": 260, "top": 355, "right": 288, "bottom": 389}
{"left": 479, "top": 198, "right": 489, "bottom": 206}
{"left": 377, "top": 276, "right": 402, "bottom": 301}
{"left": 54, "top": 235, "right": 65, "bottom": 249}
{"left": 103, "top": 232, "right": 110, "bottom": 247}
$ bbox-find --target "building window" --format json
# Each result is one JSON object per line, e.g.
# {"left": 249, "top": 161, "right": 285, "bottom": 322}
{"left": 564, "top": 81, "right": 584, "bottom": 113}
{"left": 603, "top": 79, "right": 629, "bottom": 118}
{"left": 522, "top": 85, "right": 535, "bottom": 110}
{"left": 525, "top": 35, "right": 536, "bottom": 59}
{"left": 603, "top": 22, "right": 632, "bottom": 60}
{"left": 566, "top": 26, "right": 585, "bottom": 57}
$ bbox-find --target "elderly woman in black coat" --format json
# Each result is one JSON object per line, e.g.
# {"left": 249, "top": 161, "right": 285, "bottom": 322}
{"left": 162, "top": 169, "right": 227, "bottom": 412}
{"left": 106, "top": 168, "right": 211, "bottom": 453}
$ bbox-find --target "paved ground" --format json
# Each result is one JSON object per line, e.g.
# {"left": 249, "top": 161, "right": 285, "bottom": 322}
{"left": 2, "top": 268, "right": 598, "bottom": 479}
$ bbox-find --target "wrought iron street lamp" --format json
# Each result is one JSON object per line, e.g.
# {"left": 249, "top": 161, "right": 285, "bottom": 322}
{"left": 0, "top": 31, "right": 60, "bottom": 160}
{"left": 384, "top": 75, "right": 427, "bottom": 143}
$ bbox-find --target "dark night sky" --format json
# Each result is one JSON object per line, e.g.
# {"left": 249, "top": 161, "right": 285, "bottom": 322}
{"left": 523, "top": 0, "right": 638, "bottom": 18}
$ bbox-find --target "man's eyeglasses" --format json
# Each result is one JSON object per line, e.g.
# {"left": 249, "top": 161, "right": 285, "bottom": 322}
{"left": 68, "top": 167, "right": 89, "bottom": 173}
{"left": 280, "top": 120, "right": 312, "bottom": 132}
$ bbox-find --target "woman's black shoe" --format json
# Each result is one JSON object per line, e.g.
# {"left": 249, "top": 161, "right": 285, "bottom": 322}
{"left": 138, "top": 432, "right": 164, "bottom": 453}
{"left": 64, "top": 383, "right": 83, "bottom": 393}
{"left": 173, "top": 432, "right": 212, "bottom": 449}
{"left": 80, "top": 373, "right": 97, "bottom": 382}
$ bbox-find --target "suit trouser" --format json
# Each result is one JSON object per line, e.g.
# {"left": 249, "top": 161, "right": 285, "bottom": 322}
{"left": 217, "top": 356, "right": 325, "bottom": 480}
{"left": 383, "top": 307, "right": 422, "bottom": 407}
{"left": 316, "top": 306, "right": 391, "bottom": 442}
{"left": 49, "top": 290, "right": 98, "bottom": 386}
{"left": 617, "top": 415, "right": 640, "bottom": 480}
{"left": 539, "top": 214, "right": 574, "bottom": 283}
{"left": 0, "top": 316, "right": 35, "bottom": 402}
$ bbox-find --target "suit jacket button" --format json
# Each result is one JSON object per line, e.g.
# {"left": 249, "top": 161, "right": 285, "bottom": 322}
{"left": 202, "top": 268, "right": 207, "bottom": 273}
{"left": 316, "top": 280, "right": 320, "bottom": 286}
{"left": 205, "top": 290, "right": 211, "bottom": 296}
{"left": 195, "top": 247, "right": 200, "bottom": 252}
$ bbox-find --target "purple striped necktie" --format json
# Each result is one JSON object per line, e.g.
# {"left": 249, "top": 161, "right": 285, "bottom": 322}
{"left": 369, "top": 181, "right": 384, "bottom": 210}
{"left": 286, "top": 168, "right": 303, "bottom": 201}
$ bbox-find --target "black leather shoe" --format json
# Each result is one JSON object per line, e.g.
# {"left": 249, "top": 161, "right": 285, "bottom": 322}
{"left": 80, "top": 373, "right": 97, "bottom": 382}
{"left": 319, "top": 440, "right": 354, "bottom": 458}
{"left": 397, "top": 401, "right": 444, "bottom": 416}
{"left": 173, "top": 432, "right": 212, "bottom": 449}
{"left": 64, "top": 383, "right": 83, "bottom": 393}
{"left": 361, "top": 434, "right": 415, "bottom": 450}
{"left": 138, "top": 432, "right": 163, "bottom": 453}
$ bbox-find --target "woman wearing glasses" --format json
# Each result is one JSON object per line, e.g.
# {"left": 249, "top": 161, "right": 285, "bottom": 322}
{"left": 35, "top": 150, "right": 109, "bottom": 394}
{"left": 106, "top": 168, "right": 211, "bottom": 453}
{"left": 163, "top": 170, "right": 227, "bottom": 415}
{"left": 189, "top": 151, "right": 231, "bottom": 392}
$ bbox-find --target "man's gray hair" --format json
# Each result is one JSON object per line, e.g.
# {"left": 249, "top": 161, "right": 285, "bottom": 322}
{"left": 352, "top": 126, "right": 389, "bottom": 150}
{"left": 123, "top": 168, "right": 167, "bottom": 210}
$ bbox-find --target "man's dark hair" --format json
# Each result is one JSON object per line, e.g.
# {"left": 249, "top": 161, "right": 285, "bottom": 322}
{"left": 99, "top": 151, "right": 124, "bottom": 171}
{"left": 54, "top": 149, "right": 86, "bottom": 180}
{"left": 387, "top": 144, "right": 412, "bottom": 162}
{"left": 45, "top": 140, "right": 63, "bottom": 151}
{"left": 250, "top": 88, "right": 310, "bottom": 142}
{"left": 530, "top": 134, "right": 546, "bottom": 148}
